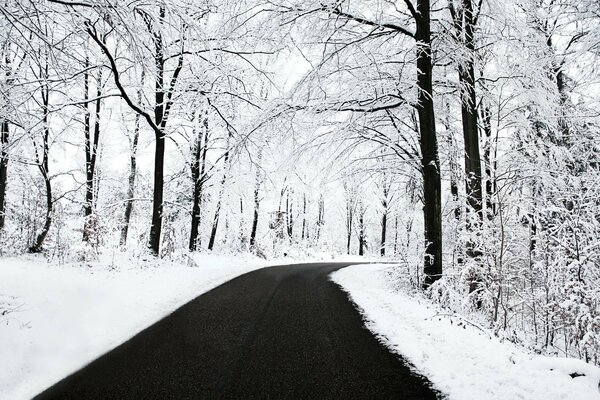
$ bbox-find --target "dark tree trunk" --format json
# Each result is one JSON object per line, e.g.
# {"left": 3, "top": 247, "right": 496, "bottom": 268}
{"left": 30, "top": 172, "right": 52, "bottom": 253}
{"left": 238, "top": 196, "right": 246, "bottom": 247}
{"left": 83, "top": 67, "right": 102, "bottom": 242}
{"left": 457, "top": 0, "right": 484, "bottom": 256}
{"left": 286, "top": 189, "right": 293, "bottom": 239}
{"left": 555, "top": 68, "right": 570, "bottom": 145}
{"left": 381, "top": 192, "right": 387, "bottom": 256}
{"left": 358, "top": 208, "right": 365, "bottom": 256}
{"left": 301, "top": 193, "right": 307, "bottom": 240}
{"left": 30, "top": 83, "right": 52, "bottom": 253}
{"left": 0, "top": 48, "right": 12, "bottom": 230}
{"left": 148, "top": 21, "right": 166, "bottom": 255}
{"left": 145, "top": 6, "right": 184, "bottom": 256}
{"left": 0, "top": 119, "right": 8, "bottom": 230}
{"left": 416, "top": 0, "right": 442, "bottom": 287}
{"left": 149, "top": 132, "right": 165, "bottom": 255}
{"left": 207, "top": 192, "right": 222, "bottom": 251}
{"left": 346, "top": 208, "right": 353, "bottom": 255}
{"left": 380, "top": 209, "right": 387, "bottom": 256}
{"left": 393, "top": 214, "right": 399, "bottom": 255}
{"left": 450, "top": 177, "right": 460, "bottom": 219}
{"left": 316, "top": 194, "right": 324, "bottom": 241}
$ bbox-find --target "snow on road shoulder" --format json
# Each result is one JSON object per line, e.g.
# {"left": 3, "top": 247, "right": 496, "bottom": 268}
{"left": 331, "top": 263, "right": 600, "bottom": 400}
{"left": 0, "top": 253, "right": 267, "bottom": 400}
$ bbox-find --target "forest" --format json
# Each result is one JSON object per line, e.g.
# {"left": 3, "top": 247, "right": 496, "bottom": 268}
{"left": 1, "top": 0, "right": 599, "bottom": 375}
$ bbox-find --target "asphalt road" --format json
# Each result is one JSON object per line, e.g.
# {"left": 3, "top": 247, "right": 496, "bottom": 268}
{"left": 34, "top": 262, "right": 440, "bottom": 399}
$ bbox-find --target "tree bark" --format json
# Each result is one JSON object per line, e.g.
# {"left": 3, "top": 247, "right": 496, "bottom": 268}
{"left": 83, "top": 66, "right": 102, "bottom": 242}
{"left": 416, "top": 0, "right": 442, "bottom": 287}
{"left": 30, "top": 82, "right": 52, "bottom": 253}
{"left": 379, "top": 188, "right": 389, "bottom": 256}
{"left": 149, "top": 132, "right": 165, "bottom": 255}
{"left": 393, "top": 214, "right": 399, "bottom": 255}
{"left": 286, "top": 189, "right": 293, "bottom": 239}
{"left": 0, "top": 119, "right": 8, "bottom": 231}
{"left": 457, "top": 0, "right": 484, "bottom": 254}
{"left": 0, "top": 47, "right": 12, "bottom": 231}
{"left": 146, "top": 6, "right": 184, "bottom": 255}
{"left": 249, "top": 150, "right": 262, "bottom": 249}
{"left": 148, "top": 12, "right": 166, "bottom": 255}
{"left": 316, "top": 193, "right": 324, "bottom": 242}
{"left": 301, "top": 193, "right": 307, "bottom": 240}
{"left": 346, "top": 204, "right": 353, "bottom": 255}
{"left": 358, "top": 204, "right": 365, "bottom": 256}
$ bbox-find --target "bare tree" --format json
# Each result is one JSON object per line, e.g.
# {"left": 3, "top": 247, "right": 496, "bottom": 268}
{"left": 85, "top": 7, "right": 185, "bottom": 255}
{"left": 82, "top": 55, "right": 103, "bottom": 243}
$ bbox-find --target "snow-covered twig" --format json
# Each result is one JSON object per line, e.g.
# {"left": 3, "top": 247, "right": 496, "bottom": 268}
{"left": 429, "top": 313, "right": 493, "bottom": 339}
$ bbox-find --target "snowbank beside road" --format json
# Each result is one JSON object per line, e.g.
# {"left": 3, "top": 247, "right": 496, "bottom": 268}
{"left": 0, "top": 253, "right": 267, "bottom": 400}
{"left": 331, "top": 263, "right": 600, "bottom": 400}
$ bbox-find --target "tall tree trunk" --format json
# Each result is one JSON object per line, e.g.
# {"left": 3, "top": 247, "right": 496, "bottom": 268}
{"left": 380, "top": 204, "right": 387, "bottom": 256}
{"left": 416, "top": 0, "right": 442, "bottom": 287}
{"left": 301, "top": 193, "right": 307, "bottom": 240}
{"left": 189, "top": 111, "right": 208, "bottom": 251}
{"left": 0, "top": 119, "right": 8, "bottom": 231}
{"left": 120, "top": 71, "right": 145, "bottom": 247}
{"left": 316, "top": 193, "right": 324, "bottom": 242}
{"left": 30, "top": 82, "right": 52, "bottom": 253}
{"left": 286, "top": 188, "right": 293, "bottom": 239}
{"left": 249, "top": 150, "right": 262, "bottom": 249}
{"left": 358, "top": 205, "right": 365, "bottom": 256}
{"left": 0, "top": 47, "right": 11, "bottom": 231}
{"left": 83, "top": 67, "right": 102, "bottom": 242}
{"left": 393, "top": 214, "right": 399, "bottom": 255}
{"left": 458, "top": 0, "right": 484, "bottom": 253}
{"left": 207, "top": 191, "right": 222, "bottom": 250}
{"left": 346, "top": 206, "right": 353, "bottom": 255}
{"left": 149, "top": 133, "right": 165, "bottom": 255}
{"left": 380, "top": 178, "right": 389, "bottom": 256}
{"left": 555, "top": 67, "right": 570, "bottom": 145}
{"left": 148, "top": 7, "right": 166, "bottom": 255}
{"left": 238, "top": 196, "right": 246, "bottom": 248}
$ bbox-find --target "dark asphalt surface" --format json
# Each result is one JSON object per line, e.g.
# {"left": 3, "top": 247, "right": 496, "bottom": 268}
{"left": 34, "top": 262, "right": 440, "bottom": 399}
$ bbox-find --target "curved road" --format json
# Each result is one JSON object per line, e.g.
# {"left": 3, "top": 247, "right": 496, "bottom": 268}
{"left": 35, "top": 262, "right": 440, "bottom": 399}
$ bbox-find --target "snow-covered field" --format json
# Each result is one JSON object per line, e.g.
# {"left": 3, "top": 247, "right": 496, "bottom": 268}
{"left": 0, "top": 253, "right": 268, "bottom": 400}
{"left": 332, "top": 264, "right": 600, "bottom": 400}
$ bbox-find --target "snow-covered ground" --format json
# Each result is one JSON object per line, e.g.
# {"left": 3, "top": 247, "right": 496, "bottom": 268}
{"left": 331, "top": 264, "right": 600, "bottom": 400}
{"left": 0, "top": 253, "right": 268, "bottom": 400}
